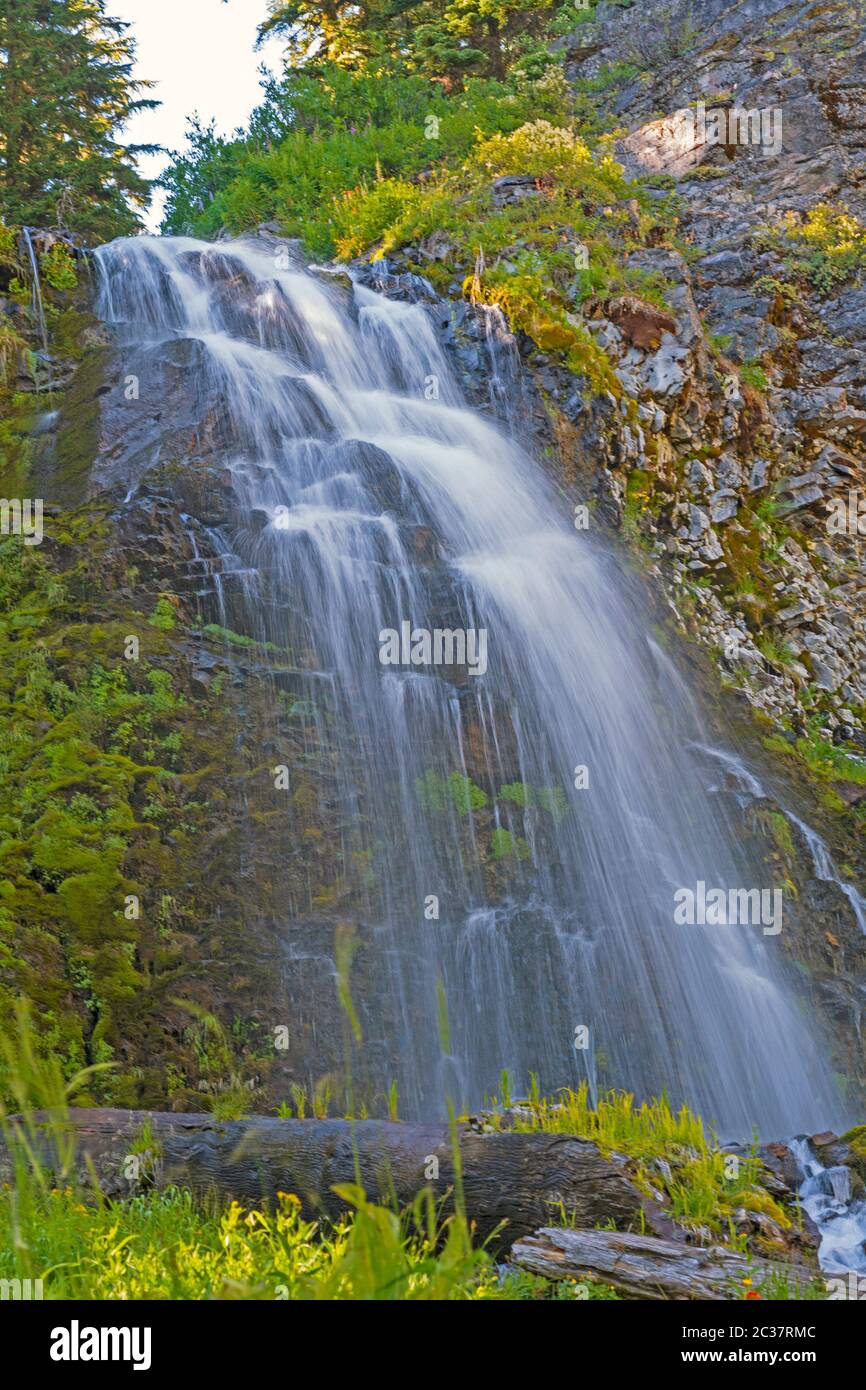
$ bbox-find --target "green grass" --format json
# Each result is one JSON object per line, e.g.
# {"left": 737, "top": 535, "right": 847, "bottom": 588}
{"left": 0, "top": 1182, "right": 625, "bottom": 1299}
{"left": 507, "top": 1081, "right": 707, "bottom": 1152}
{"left": 740, "top": 361, "right": 769, "bottom": 392}
{"left": 0, "top": 1003, "right": 615, "bottom": 1300}
{"left": 764, "top": 719, "right": 866, "bottom": 788}
{"left": 502, "top": 1082, "right": 794, "bottom": 1238}
{"left": 201, "top": 621, "right": 276, "bottom": 650}
{"left": 756, "top": 634, "right": 795, "bottom": 668}
{"left": 757, "top": 808, "right": 797, "bottom": 863}
{"left": 0, "top": 1010, "right": 828, "bottom": 1299}
{"left": 0, "top": 1184, "right": 508, "bottom": 1301}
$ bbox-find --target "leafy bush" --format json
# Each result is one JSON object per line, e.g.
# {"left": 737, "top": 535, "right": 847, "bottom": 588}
{"left": 415, "top": 768, "right": 489, "bottom": 814}
{"left": 159, "top": 55, "right": 674, "bottom": 393}
{"left": 773, "top": 202, "right": 866, "bottom": 294}
{"left": 490, "top": 826, "right": 530, "bottom": 860}
{"left": 507, "top": 1082, "right": 797, "bottom": 1242}
{"left": 40, "top": 242, "right": 78, "bottom": 292}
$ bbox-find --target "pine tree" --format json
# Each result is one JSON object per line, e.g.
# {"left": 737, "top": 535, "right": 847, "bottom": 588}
{"left": 257, "top": 0, "right": 412, "bottom": 69}
{"left": 0, "top": 0, "right": 158, "bottom": 243}
{"left": 257, "top": 0, "right": 555, "bottom": 83}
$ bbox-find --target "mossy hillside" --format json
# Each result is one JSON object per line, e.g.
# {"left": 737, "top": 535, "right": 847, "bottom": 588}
{"left": 764, "top": 721, "right": 866, "bottom": 799}
{"left": 841, "top": 1124, "right": 866, "bottom": 1182}
{"left": 0, "top": 234, "right": 83, "bottom": 536}
{"left": 0, "top": 501, "right": 374, "bottom": 1110}
{"left": 50, "top": 342, "right": 110, "bottom": 504}
{"left": 1, "top": 516, "right": 211, "bottom": 1101}
{"left": 0, "top": 391, "right": 37, "bottom": 498}
{"left": 0, "top": 227, "right": 29, "bottom": 389}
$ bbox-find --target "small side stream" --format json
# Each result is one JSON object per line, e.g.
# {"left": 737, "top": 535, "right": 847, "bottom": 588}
{"left": 697, "top": 742, "right": 866, "bottom": 934}
{"left": 790, "top": 1137, "right": 866, "bottom": 1278}
{"left": 695, "top": 745, "right": 866, "bottom": 1279}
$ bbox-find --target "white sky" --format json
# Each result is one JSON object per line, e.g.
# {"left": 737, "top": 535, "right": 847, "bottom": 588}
{"left": 112, "top": 0, "right": 284, "bottom": 230}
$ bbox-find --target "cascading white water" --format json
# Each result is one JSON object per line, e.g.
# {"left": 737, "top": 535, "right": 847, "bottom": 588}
{"left": 698, "top": 743, "right": 866, "bottom": 936}
{"left": 94, "top": 233, "right": 851, "bottom": 1136}
{"left": 790, "top": 1138, "right": 866, "bottom": 1277}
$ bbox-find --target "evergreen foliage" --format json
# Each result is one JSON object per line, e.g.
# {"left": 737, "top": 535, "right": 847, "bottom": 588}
{"left": 0, "top": 0, "right": 158, "bottom": 241}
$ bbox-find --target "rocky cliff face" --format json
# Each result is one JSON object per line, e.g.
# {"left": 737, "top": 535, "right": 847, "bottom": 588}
{"left": 562, "top": 0, "right": 866, "bottom": 1110}
{"left": 562, "top": 0, "right": 866, "bottom": 1108}
{"left": 554, "top": 0, "right": 866, "bottom": 738}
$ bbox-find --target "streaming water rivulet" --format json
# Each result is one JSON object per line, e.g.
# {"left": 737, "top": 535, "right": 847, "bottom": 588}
{"left": 95, "top": 234, "right": 850, "bottom": 1137}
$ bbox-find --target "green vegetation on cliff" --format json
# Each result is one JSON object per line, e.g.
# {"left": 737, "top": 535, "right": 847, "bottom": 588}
{"left": 0, "top": 246, "right": 305, "bottom": 1110}
{"left": 160, "top": 9, "right": 674, "bottom": 391}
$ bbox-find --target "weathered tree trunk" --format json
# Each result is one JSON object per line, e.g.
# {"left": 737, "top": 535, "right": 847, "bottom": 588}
{"left": 511, "top": 1227, "right": 816, "bottom": 1299}
{"left": 1, "top": 1110, "right": 642, "bottom": 1248}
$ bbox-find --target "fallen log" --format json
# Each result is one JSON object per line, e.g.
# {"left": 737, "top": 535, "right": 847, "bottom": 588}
{"left": 0, "top": 1110, "right": 642, "bottom": 1248}
{"left": 510, "top": 1227, "right": 815, "bottom": 1299}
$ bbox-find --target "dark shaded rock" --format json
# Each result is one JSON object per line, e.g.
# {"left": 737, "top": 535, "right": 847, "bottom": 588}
{"left": 491, "top": 174, "right": 543, "bottom": 206}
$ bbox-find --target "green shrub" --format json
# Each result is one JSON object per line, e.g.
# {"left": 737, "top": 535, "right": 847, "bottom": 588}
{"left": 148, "top": 595, "right": 176, "bottom": 630}
{"left": 40, "top": 242, "right": 78, "bottom": 292}
{"left": 490, "top": 826, "right": 530, "bottom": 860}
{"left": 415, "top": 769, "right": 489, "bottom": 815}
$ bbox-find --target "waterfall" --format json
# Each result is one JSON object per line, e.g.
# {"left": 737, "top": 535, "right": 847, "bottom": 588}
{"left": 94, "top": 233, "right": 849, "bottom": 1136}
{"left": 21, "top": 227, "right": 48, "bottom": 352}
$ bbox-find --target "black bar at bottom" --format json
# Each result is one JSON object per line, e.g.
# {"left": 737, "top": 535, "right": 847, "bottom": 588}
{"left": 1, "top": 1293, "right": 858, "bottom": 1376}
